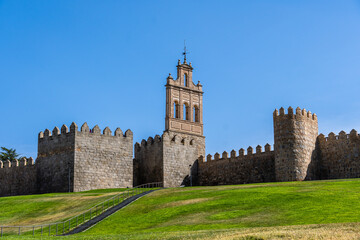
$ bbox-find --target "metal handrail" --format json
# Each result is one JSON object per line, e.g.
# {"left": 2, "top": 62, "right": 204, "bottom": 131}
{"left": 0, "top": 182, "right": 163, "bottom": 237}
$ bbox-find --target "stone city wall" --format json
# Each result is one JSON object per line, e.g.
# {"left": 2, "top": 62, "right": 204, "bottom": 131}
{"left": 134, "top": 131, "right": 205, "bottom": 188}
{"left": 198, "top": 144, "right": 275, "bottom": 186}
{"left": 37, "top": 123, "right": 76, "bottom": 193}
{"left": 74, "top": 123, "right": 133, "bottom": 192}
{"left": 37, "top": 122, "right": 133, "bottom": 194}
{"left": 0, "top": 157, "right": 37, "bottom": 196}
{"left": 134, "top": 135, "right": 163, "bottom": 186}
{"left": 317, "top": 130, "right": 360, "bottom": 180}
{"left": 273, "top": 107, "right": 318, "bottom": 182}
{"left": 162, "top": 131, "right": 205, "bottom": 187}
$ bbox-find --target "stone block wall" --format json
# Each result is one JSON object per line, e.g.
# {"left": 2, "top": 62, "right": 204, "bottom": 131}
{"left": 37, "top": 124, "right": 76, "bottom": 193}
{"left": 74, "top": 123, "right": 133, "bottom": 191}
{"left": 134, "top": 130, "right": 205, "bottom": 188}
{"left": 273, "top": 107, "right": 318, "bottom": 182}
{"left": 0, "top": 158, "right": 37, "bottom": 196}
{"left": 134, "top": 135, "right": 163, "bottom": 186}
{"left": 162, "top": 131, "right": 205, "bottom": 187}
{"left": 37, "top": 122, "right": 133, "bottom": 194}
{"left": 198, "top": 144, "right": 275, "bottom": 185}
{"left": 317, "top": 130, "right": 360, "bottom": 179}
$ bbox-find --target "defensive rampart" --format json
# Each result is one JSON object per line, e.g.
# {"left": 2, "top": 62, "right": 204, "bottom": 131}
{"left": 0, "top": 158, "right": 36, "bottom": 196}
{"left": 134, "top": 131, "right": 204, "bottom": 187}
{"left": 37, "top": 123, "right": 76, "bottom": 193}
{"left": 317, "top": 130, "right": 360, "bottom": 180}
{"left": 73, "top": 123, "right": 133, "bottom": 192}
{"left": 274, "top": 107, "right": 318, "bottom": 181}
{"left": 198, "top": 144, "right": 275, "bottom": 185}
{"left": 134, "top": 135, "right": 163, "bottom": 186}
{"left": 1, "top": 122, "right": 133, "bottom": 197}
{"left": 162, "top": 131, "right": 204, "bottom": 187}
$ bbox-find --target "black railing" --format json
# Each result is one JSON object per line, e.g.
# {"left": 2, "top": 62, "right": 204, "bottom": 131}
{"left": 0, "top": 182, "right": 163, "bottom": 237}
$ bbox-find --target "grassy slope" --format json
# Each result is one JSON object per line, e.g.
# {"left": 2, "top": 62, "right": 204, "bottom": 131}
{"left": 3, "top": 179, "right": 360, "bottom": 239}
{"left": 0, "top": 188, "right": 126, "bottom": 226}
{"left": 79, "top": 179, "right": 360, "bottom": 237}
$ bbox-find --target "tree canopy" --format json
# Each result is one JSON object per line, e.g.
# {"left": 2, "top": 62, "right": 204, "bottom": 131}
{"left": 0, "top": 147, "right": 21, "bottom": 162}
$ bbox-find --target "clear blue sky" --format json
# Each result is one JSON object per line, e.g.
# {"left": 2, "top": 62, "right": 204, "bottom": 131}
{"left": 1, "top": 0, "right": 360, "bottom": 158}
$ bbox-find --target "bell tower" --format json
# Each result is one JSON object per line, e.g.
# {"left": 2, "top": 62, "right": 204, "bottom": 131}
{"left": 134, "top": 53, "right": 206, "bottom": 188}
{"left": 165, "top": 58, "right": 204, "bottom": 136}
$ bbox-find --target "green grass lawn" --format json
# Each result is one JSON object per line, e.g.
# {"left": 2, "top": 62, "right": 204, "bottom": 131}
{"left": 80, "top": 179, "right": 360, "bottom": 237}
{"left": 3, "top": 179, "right": 360, "bottom": 239}
{"left": 0, "top": 188, "right": 127, "bottom": 226}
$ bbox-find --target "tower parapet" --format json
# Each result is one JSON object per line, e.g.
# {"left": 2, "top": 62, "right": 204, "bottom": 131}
{"left": 273, "top": 107, "right": 318, "bottom": 181}
{"left": 37, "top": 122, "right": 133, "bottom": 193}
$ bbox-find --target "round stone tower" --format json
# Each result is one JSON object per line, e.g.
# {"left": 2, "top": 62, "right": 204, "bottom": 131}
{"left": 273, "top": 106, "right": 318, "bottom": 182}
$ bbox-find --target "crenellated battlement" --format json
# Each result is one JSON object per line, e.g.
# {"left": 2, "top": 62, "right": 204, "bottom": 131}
{"left": 273, "top": 106, "right": 317, "bottom": 121}
{"left": 198, "top": 143, "right": 275, "bottom": 185}
{"left": 273, "top": 106, "right": 319, "bottom": 182}
{"left": 0, "top": 157, "right": 37, "bottom": 196}
{"left": 39, "top": 122, "right": 132, "bottom": 141}
{"left": 0, "top": 157, "right": 35, "bottom": 169}
{"left": 318, "top": 129, "right": 360, "bottom": 144}
{"left": 35, "top": 121, "right": 133, "bottom": 194}
{"left": 135, "top": 135, "right": 162, "bottom": 150}
{"left": 199, "top": 143, "right": 273, "bottom": 163}
{"left": 5, "top": 56, "right": 360, "bottom": 192}
{"left": 135, "top": 132, "right": 198, "bottom": 152}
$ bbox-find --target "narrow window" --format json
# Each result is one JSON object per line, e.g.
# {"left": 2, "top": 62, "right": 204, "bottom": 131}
{"left": 183, "top": 104, "right": 187, "bottom": 120}
{"left": 174, "top": 101, "right": 180, "bottom": 118}
{"left": 184, "top": 74, "right": 187, "bottom": 87}
{"left": 173, "top": 102, "right": 176, "bottom": 118}
{"left": 183, "top": 103, "right": 190, "bottom": 120}
{"left": 186, "top": 104, "right": 190, "bottom": 120}
{"left": 194, "top": 105, "right": 199, "bottom": 122}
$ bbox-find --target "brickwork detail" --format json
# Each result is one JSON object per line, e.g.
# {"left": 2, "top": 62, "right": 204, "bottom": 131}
{"left": 165, "top": 59, "right": 204, "bottom": 136}
{"left": 135, "top": 59, "right": 206, "bottom": 187}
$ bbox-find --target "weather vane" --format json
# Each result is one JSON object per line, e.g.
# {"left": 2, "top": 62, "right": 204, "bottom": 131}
{"left": 182, "top": 40, "right": 189, "bottom": 62}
